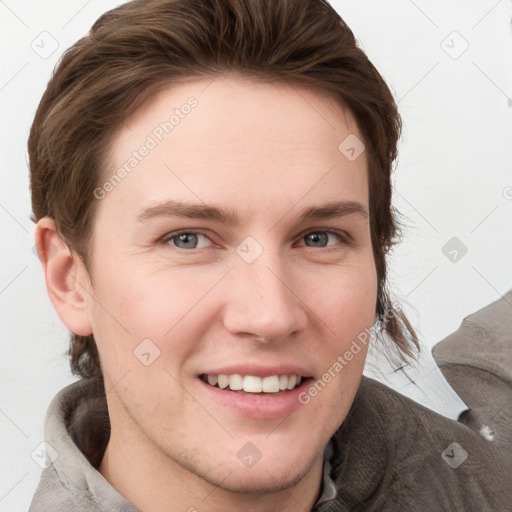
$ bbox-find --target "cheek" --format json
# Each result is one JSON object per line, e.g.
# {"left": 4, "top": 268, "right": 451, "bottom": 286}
{"left": 305, "top": 261, "right": 377, "bottom": 329}
{"left": 305, "top": 268, "right": 376, "bottom": 414}
{"left": 304, "top": 262, "right": 377, "bottom": 375}
{"left": 87, "top": 263, "right": 224, "bottom": 364}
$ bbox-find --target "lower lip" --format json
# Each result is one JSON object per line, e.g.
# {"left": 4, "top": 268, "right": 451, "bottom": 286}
{"left": 198, "top": 378, "right": 313, "bottom": 419}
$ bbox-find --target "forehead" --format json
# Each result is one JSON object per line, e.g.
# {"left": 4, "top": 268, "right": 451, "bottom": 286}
{"left": 99, "top": 76, "right": 369, "bottom": 223}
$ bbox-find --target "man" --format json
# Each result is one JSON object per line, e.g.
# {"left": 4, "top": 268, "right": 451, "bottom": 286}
{"left": 28, "top": 0, "right": 511, "bottom": 510}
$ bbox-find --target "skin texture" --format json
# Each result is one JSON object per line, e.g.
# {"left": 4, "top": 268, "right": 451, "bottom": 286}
{"left": 36, "top": 76, "right": 378, "bottom": 512}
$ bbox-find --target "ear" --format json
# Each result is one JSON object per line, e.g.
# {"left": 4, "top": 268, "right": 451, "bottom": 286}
{"left": 34, "top": 217, "right": 93, "bottom": 336}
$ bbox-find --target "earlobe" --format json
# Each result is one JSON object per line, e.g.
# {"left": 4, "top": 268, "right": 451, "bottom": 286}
{"left": 34, "top": 217, "right": 93, "bottom": 336}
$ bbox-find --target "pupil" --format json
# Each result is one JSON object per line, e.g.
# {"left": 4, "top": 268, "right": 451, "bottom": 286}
{"left": 178, "top": 233, "right": 197, "bottom": 248}
{"left": 306, "top": 232, "right": 327, "bottom": 247}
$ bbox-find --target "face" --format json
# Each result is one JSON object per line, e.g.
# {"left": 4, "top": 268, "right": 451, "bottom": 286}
{"left": 80, "top": 76, "right": 377, "bottom": 494}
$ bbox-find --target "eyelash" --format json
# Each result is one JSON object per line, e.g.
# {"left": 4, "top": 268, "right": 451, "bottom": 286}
{"left": 160, "top": 228, "right": 353, "bottom": 253}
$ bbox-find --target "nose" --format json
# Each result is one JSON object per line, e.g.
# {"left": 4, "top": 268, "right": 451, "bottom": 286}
{"left": 222, "top": 247, "right": 308, "bottom": 344}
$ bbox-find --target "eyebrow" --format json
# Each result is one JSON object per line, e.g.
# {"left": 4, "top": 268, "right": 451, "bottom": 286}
{"left": 135, "top": 199, "right": 368, "bottom": 225}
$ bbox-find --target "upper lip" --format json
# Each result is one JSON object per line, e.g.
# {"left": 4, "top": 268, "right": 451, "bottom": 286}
{"left": 198, "top": 364, "right": 312, "bottom": 378}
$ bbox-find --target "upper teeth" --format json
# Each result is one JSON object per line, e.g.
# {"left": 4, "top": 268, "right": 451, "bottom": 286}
{"left": 204, "top": 374, "right": 302, "bottom": 393}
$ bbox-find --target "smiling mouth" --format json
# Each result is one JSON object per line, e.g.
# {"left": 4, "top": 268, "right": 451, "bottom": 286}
{"left": 199, "top": 373, "right": 308, "bottom": 394}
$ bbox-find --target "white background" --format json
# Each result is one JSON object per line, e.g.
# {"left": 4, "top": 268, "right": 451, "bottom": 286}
{"left": 1, "top": 0, "right": 511, "bottom": 510}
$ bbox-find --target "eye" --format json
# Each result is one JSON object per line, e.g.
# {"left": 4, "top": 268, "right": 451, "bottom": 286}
{"left": 162, "top": 230, "right": 213, "bottom": 250}
{"left": 297, "top": 229, "right": 349, "bottom": 249}
{"left": 159, "top": 228, "right": 351, "bottom": 252}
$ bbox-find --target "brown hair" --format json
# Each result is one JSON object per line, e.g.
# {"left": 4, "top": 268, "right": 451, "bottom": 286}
{"left": 29, "top": 0, "right": 420, "bottom": 380}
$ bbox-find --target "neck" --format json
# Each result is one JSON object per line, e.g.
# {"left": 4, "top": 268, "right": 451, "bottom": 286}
{"left": 99, "top": 418, "right": 325, "bottom": 512}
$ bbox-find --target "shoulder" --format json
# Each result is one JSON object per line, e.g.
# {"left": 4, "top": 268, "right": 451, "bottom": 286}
{"left": 29, "top": 378, "right": 137, "bottom": 512}
{"left": 432, "top": 288, "right": 512, "bottom": 383}
{"left": 431, "top": 289, "right": 512, "bottom": 456}
{"left": 326, "top": 376, "right": 511, "bottom": 510}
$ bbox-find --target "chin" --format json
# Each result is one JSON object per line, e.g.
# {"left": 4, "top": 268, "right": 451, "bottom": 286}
{"left": 206, "top": 458, "right": 316, "bottom": 495}
{"left": 170, "top": 444, "right": 319, "bottom": 495}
